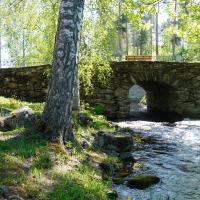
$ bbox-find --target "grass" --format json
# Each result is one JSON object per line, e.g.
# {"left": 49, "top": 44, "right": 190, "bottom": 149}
{"left": 0, "top": 96, "right": 44, "bottom": 113}
{"left": 47, "top": 166, "right": 110, "bottom": 200}
{"left": 0, "top": 96, "right": 117, "bottom": 200}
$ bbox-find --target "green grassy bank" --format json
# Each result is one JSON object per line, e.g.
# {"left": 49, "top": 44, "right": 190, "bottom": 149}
{"left": 0, "top": 97, "right": 119, "bottom": 200}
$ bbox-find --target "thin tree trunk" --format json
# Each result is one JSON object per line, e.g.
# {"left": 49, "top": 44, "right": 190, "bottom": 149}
{"left": 118, "top": 0, "right": 122, "bottom": 60}
{"left": 156, "top": 1, "right": 159, "bottom": 60}
{"left": 0, "top": 6, "right": 1, "bottom": 68}
{"left": 132, "top": 27, "right": 135, "bottom": 54}
{"left": 150, "top": 15, "right": 153, "bottom": 56}
{"left": 172, "top": 0, "right": 178, "bottom": 61}
{"left": 42, "top": 0, "right": 84, "bottom": 145}
{"left": 125, "top": 20, "right": 129, "bottom": 56}
{"left": 0, "top": 31, "right": 1, "bottom": 68}
{"left": 22, "top": 30, "right": 25, "bottom": 67}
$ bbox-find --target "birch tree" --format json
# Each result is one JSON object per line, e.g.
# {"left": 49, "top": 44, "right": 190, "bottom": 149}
{"left": 42, "top": 0, "right": 85, "bottom": 147}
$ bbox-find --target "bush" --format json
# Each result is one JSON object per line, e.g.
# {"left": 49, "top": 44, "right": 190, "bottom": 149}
{"left": 91, "top": 104, "right": 106, "bottom": 115}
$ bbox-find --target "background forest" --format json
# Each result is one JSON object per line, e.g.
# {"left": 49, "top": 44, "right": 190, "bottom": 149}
{"left": 0, "top": 0, "right": 199, "bottom": 69}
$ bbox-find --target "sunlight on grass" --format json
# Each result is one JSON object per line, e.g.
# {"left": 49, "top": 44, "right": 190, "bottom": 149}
{"left": 0, "top": 96, "right": 44, "bottom": 113}
{"left": 48, "top": 165, "right": 110, "bottom": 200}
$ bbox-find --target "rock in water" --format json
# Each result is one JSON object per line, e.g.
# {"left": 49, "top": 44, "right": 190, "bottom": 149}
{"left": 127, "top": 175, "right": 160, "bottom": 189}
{"left": 112, "top": 177, "right": 124, "bottom": 185}
{"left": 119, "top": 152, "right": 136, "bottom": 163}
{"left": 106, "top": 190, "right": 118, "bottom": 199}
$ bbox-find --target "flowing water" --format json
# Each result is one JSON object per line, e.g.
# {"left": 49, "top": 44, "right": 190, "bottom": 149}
{"left": 114, "top": 119, "right": 200, "bottom": 200}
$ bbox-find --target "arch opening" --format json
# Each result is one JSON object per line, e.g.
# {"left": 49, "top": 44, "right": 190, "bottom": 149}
{"left": 127, "top": 82, "right": 183, "bottom": 121}
{"left": 128, "top": 84, "right": 147, "bottom": 117}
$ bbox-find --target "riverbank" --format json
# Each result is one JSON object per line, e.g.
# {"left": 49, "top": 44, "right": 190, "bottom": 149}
{"left": 2, "top": 97, "right": 198, "bottom": 200}
{"left": 114, "top": 119, "right": 200, "bottom": 199}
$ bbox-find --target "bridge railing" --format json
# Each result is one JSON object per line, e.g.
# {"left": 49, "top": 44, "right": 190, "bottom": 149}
{"left": 124, "top": 55, "right": 199, "bottom": 62}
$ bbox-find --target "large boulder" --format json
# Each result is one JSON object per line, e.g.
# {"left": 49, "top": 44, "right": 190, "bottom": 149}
{"left": 94, "top": 131, "right": 133, "bottom": 152}
{"left": 0, "top": 106, "right": 35, "bottom": 131}
{"left": 126, "top": 174, "right": 160, "bottom": 189}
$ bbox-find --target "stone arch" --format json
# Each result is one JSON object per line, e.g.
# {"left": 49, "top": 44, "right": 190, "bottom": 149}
{"left": 113, "top": 78, "right": 178, "bottom": 118}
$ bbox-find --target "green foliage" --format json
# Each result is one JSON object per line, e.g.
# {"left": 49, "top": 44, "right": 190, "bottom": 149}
{"left": 139, "top": 95, "right": 147, "bottom": 107}
{"left": 79, "top": 53, "right": 112, "bottom": 95}
{"left": 91, "top": 104, "right": 106, "bottom": 115}
{"left": 1, "top": 0, "right": 199, "bottom": 71}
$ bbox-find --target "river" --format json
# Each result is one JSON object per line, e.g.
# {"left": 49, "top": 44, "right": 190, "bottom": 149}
{"left": 114, "top": 119, "right": 200, "bottom": 200}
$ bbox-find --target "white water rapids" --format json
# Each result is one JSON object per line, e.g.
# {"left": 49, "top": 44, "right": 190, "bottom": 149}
{"left": 114, "top": 119, "right": 200, "bottom": 200}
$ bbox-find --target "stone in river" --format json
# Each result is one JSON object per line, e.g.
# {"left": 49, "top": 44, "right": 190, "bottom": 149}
{"left": 127, "top": 174, "right": 160, "bottom": 189}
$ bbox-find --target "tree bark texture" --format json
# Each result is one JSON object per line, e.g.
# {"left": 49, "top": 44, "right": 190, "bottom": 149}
{"left": 72, "top": 66, "right": 80, "bottom": 111}
{"left": 0, "top": 31, "right": 1, "bottom": 68}
{"left": 42, "top": 0, "right": 84, "bottom": 143}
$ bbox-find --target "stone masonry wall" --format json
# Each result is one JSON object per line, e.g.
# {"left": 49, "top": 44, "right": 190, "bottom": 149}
{"left": 0, "top": 65, "right": 51, "bottom": 102}
{"left": 1, "top": 61, "right": 200, "bottom": 119}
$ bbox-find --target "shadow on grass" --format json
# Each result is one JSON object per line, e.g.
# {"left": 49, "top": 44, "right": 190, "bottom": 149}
{"left": 0, "top": 129, "right": 48, "bottom": 187}
{"left": 0, "top": 129, "right": 47, "bottom": 158}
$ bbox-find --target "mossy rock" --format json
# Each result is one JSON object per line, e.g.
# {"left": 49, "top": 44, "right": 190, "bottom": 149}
{"left": 112, "top": 177, "right": 124, "bottom": 185}
{"left": 127, "top": 174, "right": 160, "bottom": 189}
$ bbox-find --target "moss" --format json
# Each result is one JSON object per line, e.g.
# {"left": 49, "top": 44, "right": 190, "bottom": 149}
{"left": 112, "top": 177, "right": 124, "bottom": 185}
{"left": 127, "top": 175, "right": 160, "bottom": 189}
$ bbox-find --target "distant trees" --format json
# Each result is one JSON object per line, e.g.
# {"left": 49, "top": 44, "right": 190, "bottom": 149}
{"left": 0, "top": 0, "right": 199, "bottom": 66}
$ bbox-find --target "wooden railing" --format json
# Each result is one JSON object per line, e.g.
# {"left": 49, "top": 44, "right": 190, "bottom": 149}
{"left": 125, "top": 55, "right": 152, "bottom": 61}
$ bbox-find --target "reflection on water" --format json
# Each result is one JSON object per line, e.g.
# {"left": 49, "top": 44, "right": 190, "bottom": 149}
{"left": 114, "top": 119, "right": 200, "bottom": 200}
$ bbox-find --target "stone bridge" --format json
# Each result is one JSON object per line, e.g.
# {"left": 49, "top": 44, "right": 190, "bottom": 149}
{"left": 88, "top": 61, "right": 200, "bottom": 119}
{"left": 0, "top": 61, "right": 200, "bottom": 119}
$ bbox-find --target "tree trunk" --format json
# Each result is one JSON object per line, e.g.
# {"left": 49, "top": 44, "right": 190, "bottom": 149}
{"left": 150, "top": 15, "right": 153, "bottom": 56}
{"left": 132, "top": 28, "right": 135, "bottom": 54}
{"left": 172, "top": 0, "right": 178, "bottom": 61}
{"left": 72, "top": 66, "right": 80, "bottom": 111}
{"left": 0, "top": 8, "right": 1, "bottom": 68}
{"left": 118, "top": 0, "right": 122, "bottom": 61}
{"left": 0, "top": 31, "right": 1, "bottom": 68}
{"left": 42, "top": 0, "right": 84, "bottom": 144}
{"left": 22, "top": 30, "right": 26, "bottom": 67}
{"left": 125, "top": 20, "right": 129, "bottom": 56}
{"left": 156, "top": 1, "right": 159, "bottom": 60}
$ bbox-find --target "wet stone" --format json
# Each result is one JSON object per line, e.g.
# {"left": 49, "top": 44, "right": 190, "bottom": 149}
{"left": 119, "top": 152, "right": 136, "bottom": 163}
{"left": 126, "top": 175, "right": 160, "bottom": 189}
